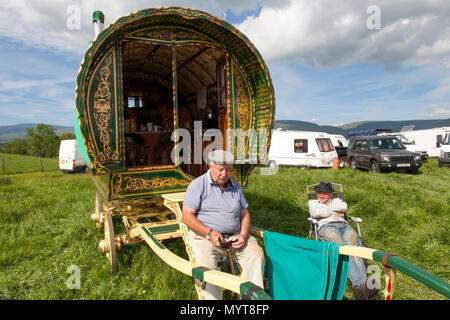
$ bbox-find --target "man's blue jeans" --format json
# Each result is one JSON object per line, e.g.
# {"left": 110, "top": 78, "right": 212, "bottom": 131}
{"left": 318, "top": 222, "right": 367, "bottom": 287}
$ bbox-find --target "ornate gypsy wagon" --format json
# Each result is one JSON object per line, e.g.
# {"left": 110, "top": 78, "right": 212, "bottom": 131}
{"left": 75, "top": 7, "right": 274, "bottom": 194}
{"left": 75, "top": 7, "right": 275, "bottom": 299}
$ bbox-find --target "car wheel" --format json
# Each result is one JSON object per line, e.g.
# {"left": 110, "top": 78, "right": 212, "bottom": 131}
{"left": 350, "top": 158, "right": 357, "bottom": 170}
{"left": 370, "top": 160, "right": 380, "bottom": 173}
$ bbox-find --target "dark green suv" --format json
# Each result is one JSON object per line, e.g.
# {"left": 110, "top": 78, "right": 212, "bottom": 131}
{"left": 347, "top": 135, "right": 422, "bottom": 173}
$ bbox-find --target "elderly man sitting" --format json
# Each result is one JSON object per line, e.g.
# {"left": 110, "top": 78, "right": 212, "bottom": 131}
{"left": 308, "top": 182, "right": 379, "bottom": 300}
{"left": 181, "top": 150, "right": 264, "bottom": 300}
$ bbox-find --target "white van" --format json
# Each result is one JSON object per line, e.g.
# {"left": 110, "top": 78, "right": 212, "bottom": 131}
{"left": 59, "top": 139, "right": 87, "bottom": 173}
{"left": 396, "top": 127, "right": 450, "bottom": 157}
{"left": 268, "top": 130, "right": 338, "bottom": 168}
{"left": 438, "top": 130, "right": 450, "bottom": 167}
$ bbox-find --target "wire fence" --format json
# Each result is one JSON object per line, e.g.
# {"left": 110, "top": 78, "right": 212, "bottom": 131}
{"left": 0, "top": 157, "right": 58, "bottom": 175}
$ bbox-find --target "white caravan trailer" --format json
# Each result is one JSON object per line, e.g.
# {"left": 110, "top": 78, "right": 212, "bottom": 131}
{"left": 268, "top": 130, "right": 338, "bottom": 168}
{"left": 397, "top": 127, "right": 450, "bottom": 157}
{"left": 59, "top": 139, "right": 87, "bottom": 173}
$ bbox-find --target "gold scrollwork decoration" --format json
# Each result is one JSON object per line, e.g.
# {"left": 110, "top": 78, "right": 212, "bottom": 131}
{"left": 132, "top": 29, "right": 206, "bottom": 42}
{"left": 165, "top": 7, "right": 213, "bottom": 19}
{"left": 93, "top": 54, "right": 114, "bottom": 162}
{"left": 229, "top": 166, "right": 241, "bottom": 184}
{"left": 115, "top": 176, "right": 190, "bottom": 194}
{"left": 87, "top": 143, "right": 109, "bottom": 174}
{"left": 233, "top": 65, "right": 251, "bottom": 158}
{"left": 234, "top": 70, "right": 250, "bottom": 131}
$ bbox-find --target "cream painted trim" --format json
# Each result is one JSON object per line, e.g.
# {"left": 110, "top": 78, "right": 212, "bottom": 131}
{"left": 338, "top": 245, "right": 377, "bottom": 260}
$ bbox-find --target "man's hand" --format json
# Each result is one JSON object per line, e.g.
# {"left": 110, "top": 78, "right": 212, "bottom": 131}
{"left": 209, "top": 230, "right": 223, "bottom": 248}
{"left": 231, "top": 234, "right": 247, "bottom": 249}
{"left": 231, "top": 208, "right": 250, "bottom": 249}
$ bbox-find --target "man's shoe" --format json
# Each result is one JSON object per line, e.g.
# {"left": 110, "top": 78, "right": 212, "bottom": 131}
{"left": 353, "top": 279, "right": 379, "bottom": 300}
{"left": 353, "top": 282, "right": 368, "bottom": 300}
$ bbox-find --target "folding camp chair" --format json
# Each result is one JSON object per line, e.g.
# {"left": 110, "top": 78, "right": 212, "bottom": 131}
{"left": 306, "top": 183, "right": 363, "bottom": 241}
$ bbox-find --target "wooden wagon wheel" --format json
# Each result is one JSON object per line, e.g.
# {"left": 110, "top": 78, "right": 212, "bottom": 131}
{"left": 104, "top": 212, "right": 118, "bottom": 273}
{"left": 95, "top": 192, "right": 104, "bottom": 233}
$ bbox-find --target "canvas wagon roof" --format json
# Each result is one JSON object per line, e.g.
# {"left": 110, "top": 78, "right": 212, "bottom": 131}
{"left": 76, "top": 7, "right": 275, "bottom": 112}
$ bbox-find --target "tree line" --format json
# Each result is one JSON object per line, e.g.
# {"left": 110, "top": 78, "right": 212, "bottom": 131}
{"left": 0, "top": 124, "right": 75, "bottom": 158}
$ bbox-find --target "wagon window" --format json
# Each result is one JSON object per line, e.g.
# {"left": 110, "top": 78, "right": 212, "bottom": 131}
{"left": 294, "top": 139, "right": 308, "bottom": 153}
{"left": 316, "top": 138, "right": 334, "bottom": 152}
{"left": 127, "top": 96, "right": 144, "bottom": 108}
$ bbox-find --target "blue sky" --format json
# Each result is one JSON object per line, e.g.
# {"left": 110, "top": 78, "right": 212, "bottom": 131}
{"left": 0, "top": 0, "right": 449, "bottom": 127}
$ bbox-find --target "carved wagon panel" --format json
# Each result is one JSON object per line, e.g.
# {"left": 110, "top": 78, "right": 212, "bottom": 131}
{"left": 110, "top": 168, "right": 191, "bottom": 200}
{"left": 85, "top": 46, "right": 125, "bottom": 173}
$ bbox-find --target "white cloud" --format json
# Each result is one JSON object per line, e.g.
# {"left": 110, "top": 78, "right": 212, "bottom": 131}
{"left": 2, "top": 0, "right": 449, "bottom": 71}
{"left": 0, "top": 0, "right": 270, "bottom": 55}
{"left": 0, "top": 77, "right": 72, "bottom": 91}
{"left": 237, "top": 0, "right": 450, "bottom": 70}
{"left": 420, "top": 103, "right": 450, "bottom": 119}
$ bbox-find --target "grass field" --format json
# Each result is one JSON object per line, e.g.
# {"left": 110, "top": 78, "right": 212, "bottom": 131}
{"left": 0, "top": 152, "right": 58, "bottom": 174}
{"left": 0, "top": 155, "right": 448, "bottom": 300}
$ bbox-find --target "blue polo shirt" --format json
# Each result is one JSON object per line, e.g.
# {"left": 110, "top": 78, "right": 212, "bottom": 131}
{"left": 183, "top": 170, "right": 249, "bottom": 234}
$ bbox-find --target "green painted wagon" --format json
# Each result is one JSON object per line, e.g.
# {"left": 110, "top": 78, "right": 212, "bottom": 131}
{"left": 74, "top": 7, "right": 449, "bottom": 300}
{"left": 75, "top": 6, "right": 275, "bottom": 299}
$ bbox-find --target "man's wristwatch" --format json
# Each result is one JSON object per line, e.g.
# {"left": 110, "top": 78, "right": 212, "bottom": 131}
{"left": 206, "top": 228, "right": 213, "bottom": 240}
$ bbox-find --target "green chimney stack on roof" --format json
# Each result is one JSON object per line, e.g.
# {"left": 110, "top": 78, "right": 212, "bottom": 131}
{"left": 93, "top": 10, "right": 105, "bottom": 23}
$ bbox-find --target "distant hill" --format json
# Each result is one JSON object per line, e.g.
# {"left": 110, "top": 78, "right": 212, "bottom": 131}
{"left": 336, "top": 121, "right": 370, "bottom": 130}
{"left": 1, "top": 119, "right": 449, "bottom": 145}
{"left": 274, "top": 120, "right": 347, "bottom": 135}
{"left": 339, "top": 119, "right": 450, "bottom": 133}
{"left": 0, "top": 123, "right": 74, "bottom": 145}
{"left": 275, "top": 118, "right": 450, "bottom": 137}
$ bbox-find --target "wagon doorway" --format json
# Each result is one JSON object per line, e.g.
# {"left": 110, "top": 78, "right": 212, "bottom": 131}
{"left": 175, "top": 45, "right": 228, "bottom": 177}
{"left": 122, "top": 41, "right": 173, "bottom": 168}
{"left": 121, "top": 40, "right": 228, "bottom": 177}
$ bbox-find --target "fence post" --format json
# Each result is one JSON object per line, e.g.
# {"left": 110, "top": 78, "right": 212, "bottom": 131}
{"left": 40, "top": 158, "right": 44, "bottom": 172}
{"left": 1, "top": 159, "right": 4, "bottom": 174}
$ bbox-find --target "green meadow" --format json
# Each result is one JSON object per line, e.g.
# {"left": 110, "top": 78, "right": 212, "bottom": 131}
{"left": 0, "top": 154, "right": 448, "bottom": 300}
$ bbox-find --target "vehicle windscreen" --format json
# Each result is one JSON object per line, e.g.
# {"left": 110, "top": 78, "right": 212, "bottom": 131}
{"left": 443, "top": 134, "right": 450, "bottom": 145}
{"left": 369, "top": 138, "right": 404, "bottom": 150}
{"left": 396, "top": 135, "right": 412, "bottom": 144}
